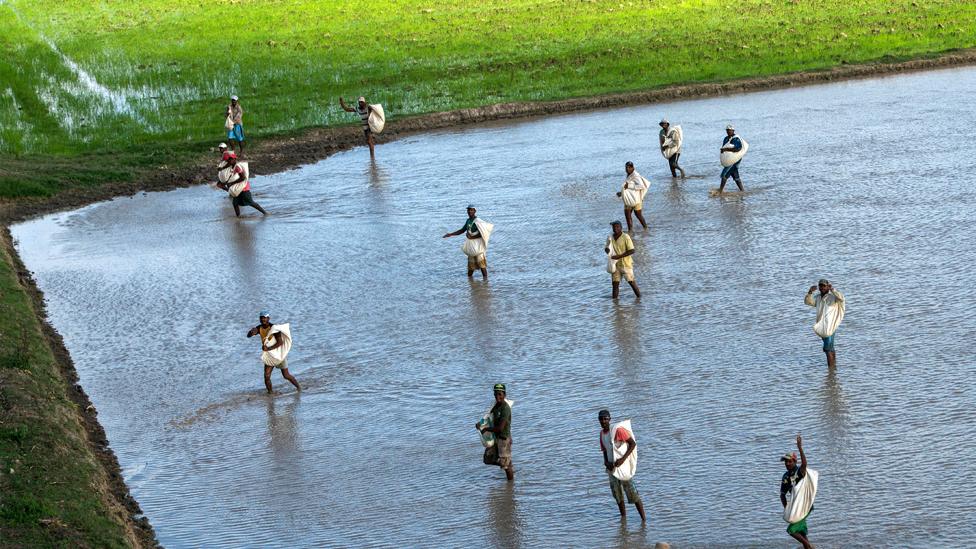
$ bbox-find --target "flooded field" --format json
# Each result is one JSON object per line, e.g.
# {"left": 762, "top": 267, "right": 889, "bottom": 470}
{"left": 13, "top": 66, "right": 976, "bottom": 547}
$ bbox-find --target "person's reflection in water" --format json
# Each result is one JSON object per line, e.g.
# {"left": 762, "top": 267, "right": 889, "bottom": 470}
{"left": 229, "top": 215, "right": 261, "bottom": 291}
{"left": 469, "top": 279, "right": 498, "bottom": 363}
{"left": 486, "top": 483, "right": 522, "bottom": 549}
{"left": 817, "top": 368, "right": 849, "bottom": 455}
{"left": 719, "top": 196, "right": 753, "bottom": 253}
{"left": 612, "top": 304, "right": 643, "bottom": 373}
{"left": 266, "top": 394, "right": 301, "bottom": 461}
{"left": 367, "top": 158, "right": 388, "bottom": 188}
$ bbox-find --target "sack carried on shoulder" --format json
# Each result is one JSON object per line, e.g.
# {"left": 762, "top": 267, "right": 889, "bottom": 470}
{"left": 228, "top": 182, "right": 247, "bottom": 197}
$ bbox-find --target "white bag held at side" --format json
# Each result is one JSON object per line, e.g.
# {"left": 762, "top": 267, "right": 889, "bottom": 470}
{"left": 813, "top": 293, "right": 845, "bottom": 338}
{"left": 461, "top": 218, "right": 494, "bottom": 257}
{"left": 610, "top": 419, "right": 638, "bottom": 481}
{"left": 661, "top": 125, "right": 683, "bottom": 159}
{"left": 606, "top": 236, "right": 617, "bottom": 274}
{"left": 477, "top": 399, "right": 514, "bottom": 448}
{"left": 226, "top": 162, "right": 249, "bottom": 197}
{"left": 368, "top": 104, "right": 385, "bottom": 133}
{"left": 261, "top": 323, "right": 292, "bottom": 367}
{"left": 621, "top": 188, "right": 644, "bottom": 208}
{"left": 783, "top": 468, "right": 818, "bottom": 523}
{"left": 720, "top": 138, "right": 749, "bottom": 167}
{"left": 224, "top": 115, "right": 234, "bottom": 130}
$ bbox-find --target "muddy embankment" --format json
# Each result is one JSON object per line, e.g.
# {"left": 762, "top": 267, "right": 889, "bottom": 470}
{"left": 0, "top": 48, "right": 974, "bottom": 547}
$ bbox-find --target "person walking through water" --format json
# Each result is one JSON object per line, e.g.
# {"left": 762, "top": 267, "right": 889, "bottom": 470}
{"left": 781, "top": 434, "right": 814, "bottom": 549}
{"left": 605, "top": 221, "right": 641, "bottom": 300}
{"left": 476, "top": 384, "right": 514, "bottom": 481}
{"left": 225, "top": 95, "right": 245, "bottom": 155}
{"left": 598, "top": 410, "right": 646, "bottom": 522}
{"left": 340, "top": 96, "right": 377, "bottom": 157}
{"left": 805, "top": 279, "right": 845, "bottom": 368}
{"left": 218, "top": 153, "right": 268, "bottom": 217}
{"left": 442, "top": 205, "right": 489, "bottom": 280}
{"left": 247, "top": 311, "right": 301, "bottom": 394}
{"left": 719, "top": 124, "right": 745, "bottom": 192}
{"left": 659, "top": 119, "right": 685, "bottom": 178}
{"left": 616, "top": 161, "right": 649, "bottom": 231}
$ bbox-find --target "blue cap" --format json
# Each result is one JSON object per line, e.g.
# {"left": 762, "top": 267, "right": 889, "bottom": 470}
{"left": 259, "top": 310, "right": 270, "bottom": 318}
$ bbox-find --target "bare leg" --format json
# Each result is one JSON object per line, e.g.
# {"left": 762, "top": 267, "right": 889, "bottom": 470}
{"left": 263, "top": 365, "right": 274, "bottom": 393}
{"left": 734, "top": 178, "right": 744, "bottom": 192}
{"left": 612, "top": 281, "right": 620, "bottom": 299}
{"left": 239, "top": 138, "right": 245, "bottom": 155}
{"left": 634, "top": 209, "right": 648, "bottom": 230}
{"left": 624, "top": 208, "right": 634, "bottom": 232}
{"left": 467, "top": 268, "right": 475, "bottom": 278}
{"left": 719, "top": 177, "right": 728, "bottom": 193}
{"left": 826, "top": 351, "right": 836, "bottom": 368}
{"left": 480, "top": 267, "right": 488, "bottom": 281}
{"left": 617, "top": 501, "right": 627, "bottom": 518}
{"left": 635, "top": 501, "right": 647, "bottom": 522}
{"left": 789, "top": 531, "right": 813, "bottom": 549}
{"left": 250, "top": 202, "right": 268, "bottom": 215}
{"left": 280, "top": 368, "right": 301, "bottom": 391}
{"left": 628, "top": 280, "right": 641, "bottom": 298}
{"left": 233, "top": 204, "right": 242, "bottom": 217}
{"left": 505, "top": 465, "right": 514, "bottom": 481}
{"left": 367, "top": 132, "right": 375, "bottom": 157}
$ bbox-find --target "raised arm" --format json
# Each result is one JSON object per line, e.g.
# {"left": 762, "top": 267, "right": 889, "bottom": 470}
{"left": 796, "top": 434, "right": 807, "bottom": 477}
{"left": 246, "top": 325, "right": 260, "bottom": 338}
{"left": 339, "top": 97, "right": 355, "bottom": 112}
{"left": 831, "top": 288, "right": 844, "bottom": 302}
{"left": 804, "top": 286, "right": 817, "bottom": 307}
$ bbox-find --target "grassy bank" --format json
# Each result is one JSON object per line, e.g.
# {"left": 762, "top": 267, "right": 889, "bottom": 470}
{"left": 0, "top": 230, "right": 151, "bottom": 546}
{"left": 2, "top": 0, "right": 976, "bottom": 197}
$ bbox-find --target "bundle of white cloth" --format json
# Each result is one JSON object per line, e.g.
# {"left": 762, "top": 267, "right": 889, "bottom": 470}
{"left": 368, "top": 104, "right": 386, "bottom": 133}
{"left": 608, "top": 419, "right": 638, "bottom": 481}
{"left": 261, "top": 323, "right": 292, "bottom": 367}
{"left": 813, "top": 291, "right": 845, "bottom": 338}
{"left": 661, "top": 125, "right": 683, "bottom": 159}
{"left": 620, "top": 171, "right": 649, "bottom": 208}
{"left": 477, "top": 399, "right": 514, "bottom": 448}
{"left": 720, "top": 136, "right": 749, "bottom": 167}
{"left": 462, "top": 218, "right": 494, "bottom": 258}
{"left": 783, "top": 468, "right": 819, "bottom": 523}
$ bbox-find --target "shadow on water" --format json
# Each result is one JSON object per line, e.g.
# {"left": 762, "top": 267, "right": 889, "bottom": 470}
{"left": 469, "top": 278, "right": 498, "bottom": 363}
{"left": 228, "top": 216, "right": 261, "bottom": 292}
{"left": 612, "top": 304, "right": 644, "bottom": 371}
{"left": 266, "top": 393, "right": 301, "bottom": 460}
{"left": 367, "top": 158, "right": 388, "bottom": 189}
{"left": 817, "top": 368, "right": 849, "bottom": 456}
{"left": 486, "top": 483, "right": 522, "bottom": 549}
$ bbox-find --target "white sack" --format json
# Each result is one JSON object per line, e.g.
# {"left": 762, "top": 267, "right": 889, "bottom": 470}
{"left": 227, "top": 162, "right": 250, "bottom": 197}
{"left": 224, "top": 115, "right": 234, "bottom": 130}
{"left": 661, "top": 125, "right": 683, "bottom": 159}
{"left": 620, "top": 172, "right": 649, "bottom": 208}
{"left": 368, "top": 104, "right": 386, "bottom": 133}
{"left": 609, "top": 419, "right": 638, "bottom": 481}
{"left": 720, "top": 138, "right": 749, "bottom": 167}
{"left": 606, "top": 236, "right": 617, "bottom": 274}
{"left": 477, "top": 399, "right": 514, "bottom": 448}
{"left": 621, "top": 188, "right": 644, "bottom": 208}
{"left": 261, "top": 323, "right": 292, "bottom": 367}
{"left": 783, "top": 468, "right": 818, "bottom": 523}
{"left": 461, "top": 218, "right": 494, "bottom": 258}
{"left": 813, "top": 293, "right": 845, "bottom": 338}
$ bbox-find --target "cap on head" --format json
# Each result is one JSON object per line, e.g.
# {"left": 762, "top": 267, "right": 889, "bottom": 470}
{"left": 466, "top": 204, "right": 476, "bottom": 210}
{"left": 818, "top": 278, "right": 830, "bottom": 286}
{"left": 780, "top": 452, "right": 797, "bottom": 462}
{"left": 726, "top": 124, "right": 735, "bottom": 131}
{"left": 493, "top": 383, "right": 506, "bottom": 394}
{"left": 231, "top": 95, "right": 239, "bottom": 101}
{"left": 358, "top": 96, "right": 366, "bottom": 103}
{"left": 660, "top": 118, "right": 669, "bottom": 125}
{"left": 611, "top": 220, "right": 622, "bottom": 227}
{"left": 625, "top": 161, "right": 634, "bottom": 168}
{"left": 259, "top": 310, "right": 270, "bottom": 319}
{"left": 598, "top": 409, "right": 611, "bottom": 419}
{"left": 218, "top": 142, "right": 228, "bottom": 149}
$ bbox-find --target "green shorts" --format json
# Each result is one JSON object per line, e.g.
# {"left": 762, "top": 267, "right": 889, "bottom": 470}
{"left": 787, "top": 509, "right": 812, "bottom": 535}
{"left": 608, "top": 475, "right": 641, "bottom": 505}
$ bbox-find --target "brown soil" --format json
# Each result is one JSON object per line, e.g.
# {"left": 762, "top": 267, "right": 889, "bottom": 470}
{"left": 0, "top": 49, "right": 974, "bottom": 546}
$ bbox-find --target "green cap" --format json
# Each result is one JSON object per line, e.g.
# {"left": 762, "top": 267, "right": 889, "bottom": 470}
{"left": 493, "top": 383, "right": 506, "bottom": 393}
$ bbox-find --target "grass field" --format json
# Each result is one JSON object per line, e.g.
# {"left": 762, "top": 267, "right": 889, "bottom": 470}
{"left": 1, "top": 0, "right": 975, "bottom": 197}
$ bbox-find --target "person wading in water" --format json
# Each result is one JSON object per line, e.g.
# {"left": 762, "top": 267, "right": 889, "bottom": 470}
{"left": 246, "top": 311, "right": 300, "bottom": 394}
{"left": 339, "top": 96, "right": 377, "bottom": 157}
{"left": 781, "top": 434, "right": 814, "bottom": 549}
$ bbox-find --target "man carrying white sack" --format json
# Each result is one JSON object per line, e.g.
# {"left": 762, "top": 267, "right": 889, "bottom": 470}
{"left": 719, "top": 124, "right": 745, "bottom": 192}
{"left": 442, "top": 205, "right": 492, "bottom": 280}
{"left": 616, "top": 161, "right": 649, "bottom": 232}
{"left": 659, "top": 119, "right": 685, "bottom": 178}
{"left": 246, "top": 311, "right": 300, "bottom": 394}
{"left": 598, "top": 409, "right": 646, "bottom": 522}
{"left": 605, "top": 221, "right": 641, "bottom": 300}
{"left": 339, "top": 95, "right": 378, "bottom": 158}
{"left": 805, "top": 279, "right": 845, "bottom": 368}
{"left": 780, "top": 434, "right": 817, "bottom": 549}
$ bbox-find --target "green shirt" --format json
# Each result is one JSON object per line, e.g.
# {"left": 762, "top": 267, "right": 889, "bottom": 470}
{"left": 460, "top": 217, "right": 480, "bottom": 236}
{"left": 490, "top": 401, "right": 511, "bottom": 440}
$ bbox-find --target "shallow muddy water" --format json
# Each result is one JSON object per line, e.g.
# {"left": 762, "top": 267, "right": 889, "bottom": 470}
{"left": 13, "top": 66, "right": 976, "bottom": 547}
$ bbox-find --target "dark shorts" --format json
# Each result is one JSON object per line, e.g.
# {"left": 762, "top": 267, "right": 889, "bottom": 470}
{"left": 609, "top": 475, "right": 641, "bottom": 505}
{"left": 721, "top": 162, "right": 740, "bottom": 180}
{"left": 668, "top": 153, "right": 681, "bottom": 169}
{"left": 822, "top": 334, "right": 835, "bottom": 352}
{"left": 232, "top": 190, "right": 257, "bottom": 207}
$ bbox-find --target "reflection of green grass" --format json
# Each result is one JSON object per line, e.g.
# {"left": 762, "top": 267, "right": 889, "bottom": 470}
{"left": 1, "top": 0, "right": 975, "bottom": 195}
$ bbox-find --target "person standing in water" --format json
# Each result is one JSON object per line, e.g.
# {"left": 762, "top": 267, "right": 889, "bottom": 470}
{"left": 659, "top": 119, "right": 685, "bottom": 178}
{"left": 247, "top": 311, "right": 300, "bottom": 394}
{"left": 605, "top": 221, "right": 641, "bottom": 300}
{"left": 442, "top": 205, "right": 488, "bottom": 280}
{"left": 719, "top": 124, "right": 744, "bottom": 192}
{"left": 616, "top": 161, "right": 649, "bottom": 231}
{"left": 339, "top": 96, "right": 376, "bottom": 157}
{"left": 218, "top": 153, "right": 268, "bottom": 217}
{"left": 805, "top": 279, "right": 845, "bottom": 368}
{"left": 598, "top": 409, "right": 646, "bottom": 522}
{"left": 781, "top": 434, "right": 813, "bottom": 549}
{"left": 476, "top": 384, "right": 514, "bottom": 481}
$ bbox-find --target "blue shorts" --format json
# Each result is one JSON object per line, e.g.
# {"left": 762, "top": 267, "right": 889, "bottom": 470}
{"left": 821, "top": 334, "right": 835, "bottom": 352}
{"left": 721, "top": 161, "right": 740, "bottom": 179}
{"left": 228, "top": 124, "right": 245, "bottom": 142}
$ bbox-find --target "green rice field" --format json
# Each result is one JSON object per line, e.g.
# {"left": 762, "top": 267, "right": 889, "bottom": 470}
{"left": 1, "top": 0, "right": 975, "bottom": 197}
